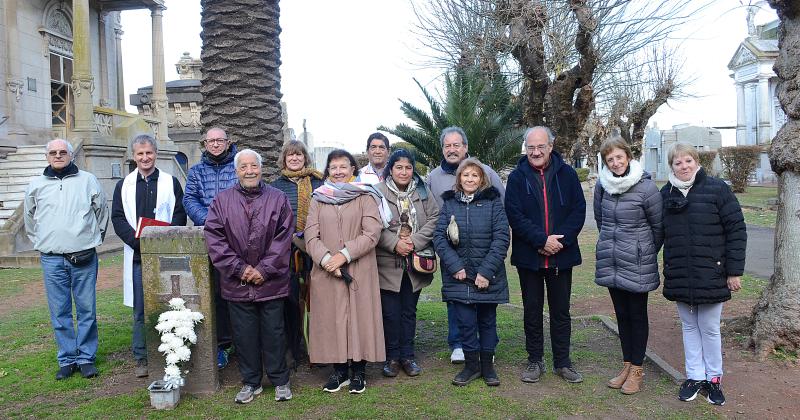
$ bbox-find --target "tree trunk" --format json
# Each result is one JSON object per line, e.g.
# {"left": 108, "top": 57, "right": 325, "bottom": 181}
{"left": 750, "top": 1, "right": 800, "bottom": 358}
{"left": 200, "top": 0, "right": 283, "bottom": 180}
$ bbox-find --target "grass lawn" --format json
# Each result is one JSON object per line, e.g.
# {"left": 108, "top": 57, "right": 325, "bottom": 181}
{"left": 1, "top": 246, "right": 736, "bottom": 418}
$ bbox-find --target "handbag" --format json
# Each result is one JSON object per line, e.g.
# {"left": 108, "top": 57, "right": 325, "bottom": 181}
{"left": 410, "top": 247, "right": 437, "bottom": 274}
{"left": 63, "top": 248, "right": 96, "bottom": 266}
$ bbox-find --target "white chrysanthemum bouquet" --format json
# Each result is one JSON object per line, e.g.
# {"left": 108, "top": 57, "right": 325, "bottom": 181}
{"left": 155, "top": 298, "right": 204, "bottom": 389}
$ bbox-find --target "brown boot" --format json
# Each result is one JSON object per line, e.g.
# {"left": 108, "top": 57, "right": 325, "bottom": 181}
{"left": 621, "top": 365, "right": 643, "bottom": 395}
{"left": 607, "top": 362, "right": 631, "bottom": 389}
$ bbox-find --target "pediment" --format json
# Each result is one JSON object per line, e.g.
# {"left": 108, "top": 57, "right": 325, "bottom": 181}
{"left": 728, "top": 44, "right": 757, "bottom": 70}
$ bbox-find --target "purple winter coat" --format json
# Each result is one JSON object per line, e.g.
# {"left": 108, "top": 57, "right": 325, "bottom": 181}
{"left": 204, "top": 181, "right": 294, "bottom": 302}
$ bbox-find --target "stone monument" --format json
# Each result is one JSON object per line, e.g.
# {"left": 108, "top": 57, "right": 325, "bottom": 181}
{"left": 140, "top": 226, "right": 218, "bottom": 394}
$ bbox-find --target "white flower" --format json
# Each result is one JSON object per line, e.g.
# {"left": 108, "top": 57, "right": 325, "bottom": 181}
{"left": 153, "top": 300, "right": 204, "bottom": 388}
{"left": 168, "top": 298, "right": 186, "bottom": 310}
{"left": 175, "top": 346, "right": 191, "bottom": 361}
{"left": 164, "top": 365, "right": 181, "bottom": 378}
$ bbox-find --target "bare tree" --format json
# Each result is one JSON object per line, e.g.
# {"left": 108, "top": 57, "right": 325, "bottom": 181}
{"left": 750, "top": 0, "right": 800, "bottom": 359}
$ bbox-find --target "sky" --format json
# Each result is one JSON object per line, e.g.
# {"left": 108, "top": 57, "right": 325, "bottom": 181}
{"left": 120, "top": 1, "right": 778, "bottom": 152}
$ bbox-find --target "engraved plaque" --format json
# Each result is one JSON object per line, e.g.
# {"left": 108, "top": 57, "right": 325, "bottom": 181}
{"left": 159, "top": 256, "right": 190, "bottom": 272}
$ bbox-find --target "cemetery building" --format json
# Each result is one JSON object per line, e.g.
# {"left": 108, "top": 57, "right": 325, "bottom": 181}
{"left": 642, "top": 123, "right": 723, "bottom": 181}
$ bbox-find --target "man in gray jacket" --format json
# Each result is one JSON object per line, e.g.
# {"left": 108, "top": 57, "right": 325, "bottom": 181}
{"left": 24, "top": 138, "right": 109, "bottom": 380}
{"left": 426, "top": 126, "right": 505, "bottom": 363}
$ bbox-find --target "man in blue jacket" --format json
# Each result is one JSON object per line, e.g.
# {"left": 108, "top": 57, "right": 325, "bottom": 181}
{"left": 183, "top": 127, "right": 238, "bottom": 369}
{"left": 505, "top": 126, "right": 586, "bottom": 384}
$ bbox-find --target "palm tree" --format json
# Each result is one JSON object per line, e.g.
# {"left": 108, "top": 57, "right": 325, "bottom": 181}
{"left": 379, "top": 68, "right": 523, "bottom": 172}
{"left": 200, "top": 0, "right": 283, "bottom": 180}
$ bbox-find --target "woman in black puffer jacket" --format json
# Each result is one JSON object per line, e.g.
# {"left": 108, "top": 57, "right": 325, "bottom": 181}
{"left": 661, "top": 142, "right": 746, "bottom": 406}
{"left": 433, "top": 158, "right": 509, "bottom": 387}
{"left": 594, "top": 136, "right": 663, "bottom": 395}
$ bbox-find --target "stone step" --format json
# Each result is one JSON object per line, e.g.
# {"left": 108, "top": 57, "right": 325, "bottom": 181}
{"left": 0, "top": 208, "right": 16, "bottom": 219}
{"left": 0, "top": 175, "right": 39, "bottom": 185}
{"left": 0, "top": 190, "right": 25, "bottom": 202}
{"left": 0, "top": 167, "right": 44, "bottom": 176}
{"left": 0, "top": 160, "right": 49, "bottom": 170}
{"left": 0, "top": 199, "right": 22, "bottom": 209}
{"left": 0, "top": 181, "right": 31, "bottom": 192}
{"left": 3, "top": 154, "right": 48, "bottom": 162}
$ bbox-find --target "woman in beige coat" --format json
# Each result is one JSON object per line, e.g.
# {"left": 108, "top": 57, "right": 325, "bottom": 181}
{"left": 305, "top": 149, "right": 387, "bottom": 395}
{"left": 374, "top": 149, "right": 439, "bottom": 378}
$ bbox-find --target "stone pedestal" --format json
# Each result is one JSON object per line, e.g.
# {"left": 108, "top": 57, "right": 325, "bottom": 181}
{"left": 141, "top": 226, "right": 218, "bottom": 394}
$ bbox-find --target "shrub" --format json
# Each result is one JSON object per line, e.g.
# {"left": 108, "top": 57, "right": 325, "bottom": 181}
{"left": 697, "top": 150, "right": 717, "bottom": 176}
{"left": 353, "top": 152, "right": 369, "bottom": 169}
{"left": 718, "top": 146, "right": 761, "bottom": 193}
{"left": 575, "top": 167, "right": 589, "bottom": 182}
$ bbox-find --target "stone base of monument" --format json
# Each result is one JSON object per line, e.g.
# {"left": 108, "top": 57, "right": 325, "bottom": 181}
{"left": 148, "top": 381, "right": 180, "bottom": 410}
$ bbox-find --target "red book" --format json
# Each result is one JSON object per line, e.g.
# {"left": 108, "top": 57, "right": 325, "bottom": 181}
{"left": 135, "top": 217, "right": 170, "bottom": 238}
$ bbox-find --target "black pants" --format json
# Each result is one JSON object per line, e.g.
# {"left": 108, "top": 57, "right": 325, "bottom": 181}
{"left": 284, "top": 272, "right": 305, "bottom": 365}
{"left": 518, "top": 267, "right": 573, "bottom": 368}
{"left": 228, "top": 299, "right": 289, "bottom": 387}
{"left": 211, "top": 264, "right": 232, "bottom": 349}
{"left": 453, "top": 302, "right": 499, "bottom": 353}
{"left": 608, "top": 288, "right": 649, "bottom": 366}
{"left": 380, "top": 272, "right": 421, "bottom": 360}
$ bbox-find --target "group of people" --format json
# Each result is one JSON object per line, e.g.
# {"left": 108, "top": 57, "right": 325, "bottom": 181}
{"left": 23, "top": 122, "right": 745, "bottom": 406}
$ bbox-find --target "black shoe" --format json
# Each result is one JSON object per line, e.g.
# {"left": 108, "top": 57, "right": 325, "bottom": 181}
{"left": 382, "top": 360, "right": 400, "bottom": 377}
{"left": 400, "top": 359, "right": 422, "bottom": 377}
{"left": 480, "top": 352, "right": 500, "bottom": 386}
{"left": 678, "top": 379, "right": 705, "bottom": 401}
{"left": 55, "top": 364, "right": 77, "bottom": 380}
{"left": 705, "top": 377, "right": 726, "bottom": 406}
{"left": 78, "top": 363, "right": 98, "bottom": 378}
{"left": 452, "top": 351, "right": 481, "bottom": 386}
{"left": 323, "top": 369, "right": 350, "bottom": 393}
{"left": 349, "top": 372, "right": 366, "bottom": 394}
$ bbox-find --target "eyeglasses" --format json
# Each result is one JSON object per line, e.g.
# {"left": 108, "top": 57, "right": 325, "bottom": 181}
{"left": 205, "top": 138, "right": 228, "bottom": 145}
{"left": 48, "top": 150, "right": 69, "bottom": 157}
{"left": 526, "top": 144, "right": 550, "bottom": 153}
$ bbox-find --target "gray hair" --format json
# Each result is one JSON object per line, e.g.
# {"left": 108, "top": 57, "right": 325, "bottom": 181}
{"left": 45, "top": 138, "right": 74, "bottom": 157}
{"left": 234, "top": 149, "right": 263, "bottom": 168}
{"left": 130, "top": 134, "right": 159, "bottom": 153}
{"left": 439, "top": 126, "right": 468, "bottom": 147}
{"left": 523, "top": 126, "right": 555, "bottom": 145}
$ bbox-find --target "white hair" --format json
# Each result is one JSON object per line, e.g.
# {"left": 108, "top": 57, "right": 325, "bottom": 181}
{"left": 523, "top": 126, "right": 555, "bottom": 145}
{"left": 46, "top": 138, "right": 74, "bottom": 157}
{"left": 234, "top": 149, "right": 263, "bottom": 168}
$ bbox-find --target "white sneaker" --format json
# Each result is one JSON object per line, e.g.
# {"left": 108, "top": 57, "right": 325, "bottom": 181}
{"left": 450, "top": 347, "right": 465, "bottom": 364}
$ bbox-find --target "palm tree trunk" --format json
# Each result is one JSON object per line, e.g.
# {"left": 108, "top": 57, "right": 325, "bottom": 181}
{"left": 200, "top": 0, "right": 283, "bottom": 180}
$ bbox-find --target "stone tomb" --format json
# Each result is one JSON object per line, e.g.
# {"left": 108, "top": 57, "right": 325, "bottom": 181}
{"left": 141, "top": 226, "right": 218, "bottom": 394}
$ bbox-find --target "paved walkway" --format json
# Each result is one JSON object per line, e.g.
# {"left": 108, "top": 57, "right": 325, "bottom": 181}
{"left": 583, "top": 196, "right": 774, "bottom": 279}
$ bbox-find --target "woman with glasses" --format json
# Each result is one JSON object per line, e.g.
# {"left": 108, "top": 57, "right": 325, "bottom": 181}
{"left": 661, "top": 142, "right": 746, "bottom": 406}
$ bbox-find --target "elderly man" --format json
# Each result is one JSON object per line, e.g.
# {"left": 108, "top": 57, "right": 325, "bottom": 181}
{"left": 426, "top": 126, "right": 505, "bottom": 363}
{"left": 111, "top": 134, "right": 186, "bottom": 378}
{"left": 505, "top": 126, "right": 586, "bottom": 384}
{"left": 24, "top": 139, "right": 109, "bottom": 380}
{"left": 204, "top": 149, "right": 294, "bottom": 404}
{"left": 183, "top": 127, "right": 238, "bottom": 369}
{"left": 356, "top": 132, "right": 389, "bottom": 184}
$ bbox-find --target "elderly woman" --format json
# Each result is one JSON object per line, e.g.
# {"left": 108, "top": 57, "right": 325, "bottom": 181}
{"left": 433, "top": 157, "right": 509, "bottom": 387}
{"left": 305, "top": 149, "right": 388, "bottom": 394}
{"left": 593, "top": 136, "right": 663, "bottom": 395}
{"left": 271, "top": 141, "right": 324, "bottom": 366}
{"left": 661, "top": 142, "right": 746, "bottom": 406}
{"left": 374, "top": 149, "right": 439, "bottom": 378}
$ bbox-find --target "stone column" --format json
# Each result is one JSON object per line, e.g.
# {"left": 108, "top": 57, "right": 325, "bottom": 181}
{"left": 150, "top": 5, "right": 170, "bottom": 142}
{"left": 141, "top": 226, "right": 219, "bottom": 394}
{"left": 98, "top": 12, "right": 110, "bottom": 108}
{"left": 114, "top": 14, "right": 126, "bottom": 111}
{"left": 757, "top": 76, "right": 772, "bottom": 145}
{"left": 3, "top": 0, "right": 27, "bottom": 139}
{"left": 70, "top": 0, "right": 97, "bottom": 136}
{"left": 735, "top": 82, "right": 746, "bottom": 146}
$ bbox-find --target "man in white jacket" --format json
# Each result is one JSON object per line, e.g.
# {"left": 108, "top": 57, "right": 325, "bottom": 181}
{"left": 24, "top": 138, "right": 109, "bottom": 380}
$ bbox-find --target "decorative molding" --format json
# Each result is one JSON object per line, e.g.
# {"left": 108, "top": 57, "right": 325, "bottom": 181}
{"left": 46, "top": 7, "right": 72, "bottom": 38}
{"left": 94, "top": 112, "right": 113, "bottom": 136}
{"left": 6, "top": 79, "right": 24, "bottom": 102}
{"left": 149, "top": 121, "right": 160, "bottom": 139}
{"left": 169, "top": 102, "right": 202, "bottom": 128}
{"left": 71, "top": 75, "right": 95, "bottom": 97}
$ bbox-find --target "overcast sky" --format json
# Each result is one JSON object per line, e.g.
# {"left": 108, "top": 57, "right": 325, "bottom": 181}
{"left": 120, "top": 1, "right": 778, "bottom": 152}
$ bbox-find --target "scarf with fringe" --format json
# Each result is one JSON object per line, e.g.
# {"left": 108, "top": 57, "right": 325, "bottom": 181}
{"left": 282, "top": 167, "right": 323, "bottom": 231}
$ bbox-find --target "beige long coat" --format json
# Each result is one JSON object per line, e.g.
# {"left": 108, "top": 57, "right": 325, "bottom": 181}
{"left": 305, "top": 194, "right": 385, "bottom": 363}
{"left": 374, "top": 182, "right": 440, "bottom": 293}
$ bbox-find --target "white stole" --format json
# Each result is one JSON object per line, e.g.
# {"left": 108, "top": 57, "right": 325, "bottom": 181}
{"left": 121, "top": 168, "right": 175, "bottom": 307}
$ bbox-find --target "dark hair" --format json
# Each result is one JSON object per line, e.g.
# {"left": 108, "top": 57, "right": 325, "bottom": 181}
{"left": 382, "top": 148, "right": 417, "bottom": 180}
{"left": 323, "top": 149, "right": 360, "bottom": 179}
{"left": 366, "top": 132, "right": 389, "bottom": 150}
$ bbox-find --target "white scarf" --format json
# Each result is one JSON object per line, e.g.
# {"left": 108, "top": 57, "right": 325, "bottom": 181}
{"left": 121, "top": 168, "right": 175, "bottom": 307}
{"left": 668, "top": 166, "right": 700, "bottom": 197}
{"left": 598, "top": 159, "right": 644, "bottom": 195}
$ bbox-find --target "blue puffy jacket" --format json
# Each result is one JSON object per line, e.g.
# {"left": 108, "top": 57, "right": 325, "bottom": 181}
{"left": 183, "top": 144, "right": 238, "bottom": 226}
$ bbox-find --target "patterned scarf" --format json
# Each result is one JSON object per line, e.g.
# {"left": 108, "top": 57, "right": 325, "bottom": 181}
{"left": 386, "top": 176, "right": 419, "bottom": 237}
{"left": 312, "top": 180, "right": 392, "bottom": 227}
{"left": 282, "top": 167, "right": 323, "bottom": 231}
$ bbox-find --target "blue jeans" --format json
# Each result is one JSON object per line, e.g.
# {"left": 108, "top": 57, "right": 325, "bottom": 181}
{"left": 452, "top": 302, "right": 499, "bottom": 353}
{"left": 132, "top": 260, "right": 146, "bottom": 360}
{"left": 447, "top": 301, "right": 461, "bottom": 349}
{"left": 41, "top": 253, "right": 99, "bottom": 367}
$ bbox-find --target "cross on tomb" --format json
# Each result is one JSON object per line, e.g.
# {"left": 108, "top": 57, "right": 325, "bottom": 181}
{"left": 157, "top": 274, "right": 201, "bottom": 304}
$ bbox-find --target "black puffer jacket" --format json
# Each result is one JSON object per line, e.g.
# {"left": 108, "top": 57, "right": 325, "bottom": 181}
{"left": 660, "top": 168, "right": 747, "bottom": 305}
{"left": 433, "top": 187, "right": 509, "bottom": 304}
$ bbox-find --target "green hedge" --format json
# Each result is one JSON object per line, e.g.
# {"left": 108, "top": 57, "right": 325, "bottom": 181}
{"left": 576, "top": 167, "right": 589, "bottom": 182}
